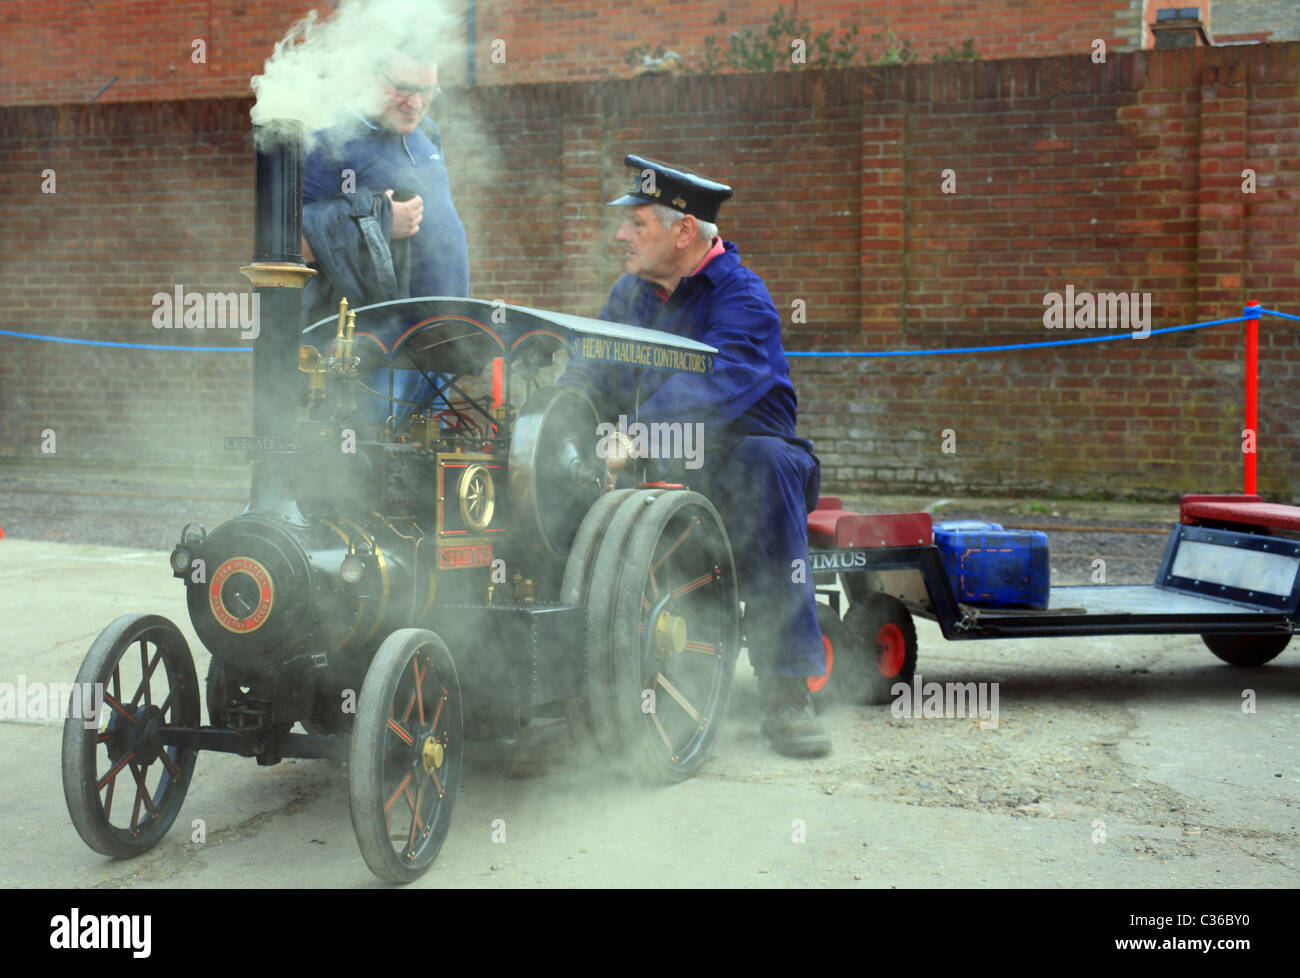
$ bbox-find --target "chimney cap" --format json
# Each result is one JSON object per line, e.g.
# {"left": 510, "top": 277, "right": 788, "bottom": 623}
{"left": 1156, "top": 7, "right": 1203, "bottom": 21}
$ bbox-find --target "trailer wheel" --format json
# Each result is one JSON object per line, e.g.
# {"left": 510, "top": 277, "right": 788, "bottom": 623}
{"left": 808, "top": 603, "right": 855, "bottom": 706}
{"left": 1201, "top": 632, "right": 1291, "bottom": 667}
{"left": 579, "top": 490, "right": 740, "bottom": 782}
{"left": 841, "top": 594, "right": 918, "bottom": 705}
{"left": 62, "top": 614, "right": 200, "bottom": 858}
{"left": 349, "top": 629, "right": 462, "bottom": 883}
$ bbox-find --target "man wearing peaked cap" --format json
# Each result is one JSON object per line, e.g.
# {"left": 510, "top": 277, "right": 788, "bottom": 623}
{"left": 561, "top": 154, "right": 831, "bottom": 759}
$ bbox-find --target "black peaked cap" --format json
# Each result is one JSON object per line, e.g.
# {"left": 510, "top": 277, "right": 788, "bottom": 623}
{"left": 606, "top": 154, "right": 733, "bottom": 222}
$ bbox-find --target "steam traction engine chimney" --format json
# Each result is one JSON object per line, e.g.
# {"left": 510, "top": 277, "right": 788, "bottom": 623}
{"left": 241, "top": 124, "right": 315, "bottom": 524}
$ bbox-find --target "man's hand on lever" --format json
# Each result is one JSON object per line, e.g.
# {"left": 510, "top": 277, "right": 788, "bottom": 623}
{"left": 602, "top": 431, "right": 640, "bottom": 492}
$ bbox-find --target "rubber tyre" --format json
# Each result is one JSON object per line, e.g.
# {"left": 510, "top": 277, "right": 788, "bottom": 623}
{"left": 62, "top": 614, "right": 200, "bottom": 858}
{"left": 349, "top": 629, "right": 462, "bottom": 883}
{"left": 841, "top": 593, "right": 918, "bottom": 705}
{"left": 1201, "top": 632, "right": 1291, "bottom": 667}
{"left": 561, "top": 489, "right": 637, "bottom": 750}
{"left": 205, "top": 657, "right": 228, "bottom": 728}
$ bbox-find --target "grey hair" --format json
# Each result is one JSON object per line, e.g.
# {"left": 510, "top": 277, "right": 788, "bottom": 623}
{"left": 651, "top": 203, "right": 718, "bottom": 242}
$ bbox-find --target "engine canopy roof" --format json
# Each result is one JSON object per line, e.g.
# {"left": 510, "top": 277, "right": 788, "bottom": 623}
{"left": 304, "top": 297, "right": 717, "bottom": 379}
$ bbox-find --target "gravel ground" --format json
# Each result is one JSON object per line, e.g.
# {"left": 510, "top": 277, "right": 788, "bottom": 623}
{"left": 6, "top": 459, "right": 1295, "bottom": 889}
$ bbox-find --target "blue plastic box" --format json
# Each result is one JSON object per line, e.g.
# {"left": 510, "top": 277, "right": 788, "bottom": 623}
{"left": 933, "top": 521, "right": 1050, "bottom": 610}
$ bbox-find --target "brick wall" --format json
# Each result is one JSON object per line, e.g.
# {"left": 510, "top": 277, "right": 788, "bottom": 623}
{"left": 1214, "top": 0, "right": 1300, "bottom": 44}
{"left": 2, "top": 43, "right": 1298, "bottom": 500}
{"left": 470, "top": 0, "right": 1146, "bottom": 85}
{"left": 3, "top": 0, "right": 1158, "bottom": 106}
{"left": 0, "top": 0, "right": 318, "bottom": 105}
{"left": 0, "top": 100, "right": 256, "bottom": 465}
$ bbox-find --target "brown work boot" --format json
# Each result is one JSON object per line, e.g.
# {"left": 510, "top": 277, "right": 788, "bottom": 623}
{"left": 758, "top": 676, "right": 832, "bottom": 758}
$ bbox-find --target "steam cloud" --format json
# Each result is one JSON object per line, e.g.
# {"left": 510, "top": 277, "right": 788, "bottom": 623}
{"left": 250, "top": 0, "right": 464, "bottom": 145}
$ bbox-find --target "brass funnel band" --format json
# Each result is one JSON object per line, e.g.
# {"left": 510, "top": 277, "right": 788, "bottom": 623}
{"left": 240, "top": 262, "right": 317, "bottom": 289}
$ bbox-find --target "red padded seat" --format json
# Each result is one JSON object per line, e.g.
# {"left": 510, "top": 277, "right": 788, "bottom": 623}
{"left": 1180, "top": 494, "right": 1300, "bottom": 532}
{"left": 807, "top": 497, "right": 933, "bottom": 549}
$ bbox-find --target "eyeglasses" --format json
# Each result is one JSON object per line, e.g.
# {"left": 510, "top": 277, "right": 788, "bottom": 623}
{"left": 382, "top": 72, "right": 441, "bottom": 103}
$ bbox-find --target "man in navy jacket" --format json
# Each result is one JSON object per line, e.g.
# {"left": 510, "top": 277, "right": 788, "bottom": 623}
{"left": 300, "top": 44, "right": 468, "bottom": 418}
{"left": 562, "top": 155, "right": 830, "bottom": 758}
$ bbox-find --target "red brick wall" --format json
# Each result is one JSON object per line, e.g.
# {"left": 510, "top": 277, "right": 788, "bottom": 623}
{"left": 472, "top": 0, "right": 1144, "bottom": 85}
{"left": 2, "top": 0, "right": 1151, "bottom": 106}
{"left": 0, "top": 101, "right": 256, "bottom": 464}
{"left": 0, "top": 1, "right": 318, "bottom": 105}
{"left": 2, "top": 44, "right": 1298, "bottom": 500}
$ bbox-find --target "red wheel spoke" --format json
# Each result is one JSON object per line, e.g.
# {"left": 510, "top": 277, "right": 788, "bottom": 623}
{"left": 412, "top": 657, "right": 427, "bottom": 724}
{"left": 430, "top": 691, "right": 445, "bottom": 732}
{"left": 651, "top": 523, "right": 694, "bottom": 575}
{"left": 407, "top": 785, "right": 424, "bottom": 854}
{"left": 655, "top": 671, "right": 702, "bottom": 724}
{"left": 131, "top": 641, "right": 157, "bottom": 708}
{"left": 128, "top": 762, "right": 157, "bottom": 815}
{"left": 158, "top": 689, "right": 175, "bottom": 719}
{"left": 387, "top": 716, "right": 414, "bottom": 745}
{"left": 650, "top": 709, "right": 675, "bottom": 755}
{"left": 400, "top": 689, "right": 417, "bottom": 724}
{"left": 384, "top": 773, "right": 413, "bottom": 830}
{"left": 97, "top": 751, "right": 134, "bottom": 792}
{"left": 430, "top": 761, "right": 444, "bottom": 798}
{"left": 129, "top": 764, "right": 147, "bottom": 832}
{"left": 684, "top": 640, "right": 719, "bottom": 656}
{"left": 406, "top": 782, "right": 424, "bottom": 829}
{"left": 104, "top": 771, "right": 116, "bottom": 818}
{"left": 96, "top": 732, "right": 111, "bottom": 744}
{"left": 102, "top": 692, "right": 135, "bottom": 722}
{"left": 672, "top": 571, "right": 715, "bottom": 599}
{"left": 131, "top": 645, "right": 163, "bottom": 709}
{"left": 112, "top": 664, "right": 121, "bottom": 704}
{"left": 157, "top": 748, "right": 182, "bottom": 781}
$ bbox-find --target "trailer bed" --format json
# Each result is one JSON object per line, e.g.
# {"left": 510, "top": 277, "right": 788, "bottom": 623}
{"left": 924, "top": 584, "right": 1294, "bottom": 639}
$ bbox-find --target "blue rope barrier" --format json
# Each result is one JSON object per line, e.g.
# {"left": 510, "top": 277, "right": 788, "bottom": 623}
{"left": 0, "top": 328, "right": 252, "bottom": 353}
{"left": 0, "top": 308, "right": 1292, "bottom": 357}
{"left": 1261, "top": 308, "right": 1300, "bottom": 323}
{"left": 788, "top": 315, "right": 1249, "bottom": 358}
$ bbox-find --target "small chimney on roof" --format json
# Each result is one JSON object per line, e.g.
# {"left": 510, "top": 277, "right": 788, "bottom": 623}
{"left": 1151, "top": 7, "right": 1213, "bottom": 49}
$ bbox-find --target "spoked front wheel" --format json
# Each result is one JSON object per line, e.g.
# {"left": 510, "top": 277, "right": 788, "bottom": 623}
{"left": 61, "top": 614, "right": 200, "bottom": 858}
{"left": 349, "top": 629, "right": 463, "bottom": 883}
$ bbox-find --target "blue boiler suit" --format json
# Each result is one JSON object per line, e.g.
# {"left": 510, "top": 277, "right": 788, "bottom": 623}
{"left": 561, "top": 241, "right": 824, "bottom": 678}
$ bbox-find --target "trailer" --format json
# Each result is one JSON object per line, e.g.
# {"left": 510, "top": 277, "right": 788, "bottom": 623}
{"left": 806, "top": 494, "right": 1299, "bottom": 705}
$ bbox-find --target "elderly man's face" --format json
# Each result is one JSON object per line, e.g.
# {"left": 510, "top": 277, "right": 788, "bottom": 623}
{"left": 615, "top": 205, "right": 681, "bottom": 283}
{"left": 375, "top": 53, "right": 438, "bottom": 135}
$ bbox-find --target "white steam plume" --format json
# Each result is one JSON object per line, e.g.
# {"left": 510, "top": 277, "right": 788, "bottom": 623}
{"left": 250, "top": 0, "right": 464, "bottom": 145}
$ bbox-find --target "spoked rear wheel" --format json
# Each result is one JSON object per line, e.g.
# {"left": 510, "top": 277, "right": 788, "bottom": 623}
{"left": 349, "top": 629, "right": 462, "bottom": 883}
{"left": 62, "top": 614, "right": 200, "bottom": 858}
{"left": 582, "top": 490, "right": 740, "bottom": 782}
